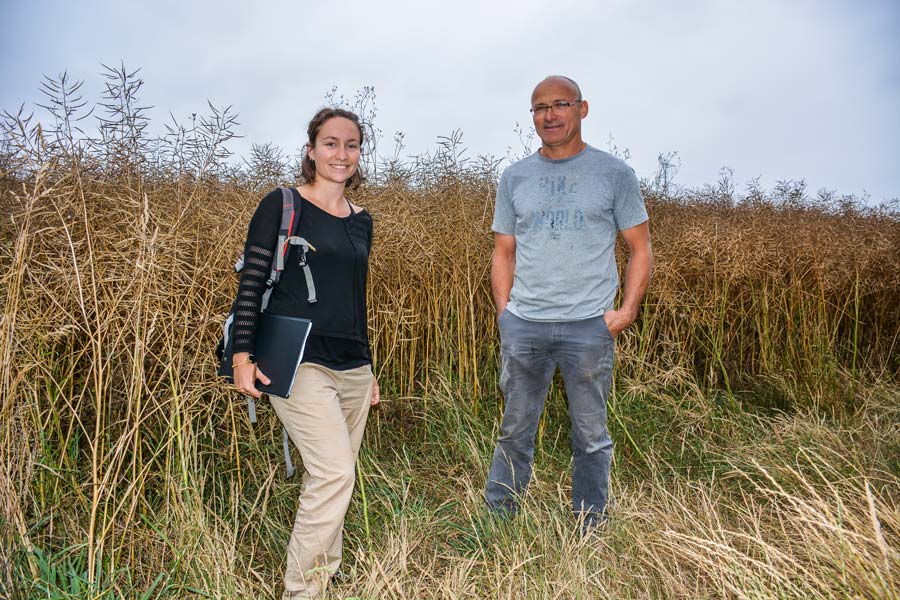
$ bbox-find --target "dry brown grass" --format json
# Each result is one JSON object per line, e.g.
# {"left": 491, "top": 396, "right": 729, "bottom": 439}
{"left": 1, "top": 155, "right": 898, "bottom": 598}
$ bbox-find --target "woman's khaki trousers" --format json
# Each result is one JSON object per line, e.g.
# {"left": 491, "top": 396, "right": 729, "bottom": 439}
{"left": 269, "top": 362, "right": 373, "bottom": 599}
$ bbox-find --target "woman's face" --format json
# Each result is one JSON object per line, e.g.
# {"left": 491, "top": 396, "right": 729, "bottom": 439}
{"left": 308, "top": 116, "right": 362, "bottom": 185}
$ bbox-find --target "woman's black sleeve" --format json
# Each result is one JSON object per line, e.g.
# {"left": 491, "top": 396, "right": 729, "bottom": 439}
{"left": 232, "top": 190, "right": 282, "bottom": 354}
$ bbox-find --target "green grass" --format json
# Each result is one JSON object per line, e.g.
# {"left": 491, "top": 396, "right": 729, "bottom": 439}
{"left": 9, "top": 351, "right": 898, "bottom": 599}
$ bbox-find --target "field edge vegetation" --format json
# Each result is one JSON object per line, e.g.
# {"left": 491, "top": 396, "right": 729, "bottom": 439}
{"left": 1, "top": 70, "right": 898, "bottom": 599}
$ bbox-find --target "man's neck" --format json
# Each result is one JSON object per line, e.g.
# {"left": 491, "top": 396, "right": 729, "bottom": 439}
{"left": 539, "top": 141, "right": 587, "bottom": 161}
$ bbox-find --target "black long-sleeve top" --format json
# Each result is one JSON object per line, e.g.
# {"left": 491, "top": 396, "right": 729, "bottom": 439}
{"left": 232, "top": 188, "right": 373, "bottom": 370}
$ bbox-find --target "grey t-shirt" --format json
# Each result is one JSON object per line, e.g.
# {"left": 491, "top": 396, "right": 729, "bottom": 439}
{"left": 492, "top": 145, "right": 648, "bottom": 321}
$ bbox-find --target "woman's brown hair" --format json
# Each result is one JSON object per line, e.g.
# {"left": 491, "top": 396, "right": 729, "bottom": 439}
{"left": 300, "top": 107, "right": 366, "bottom": 189}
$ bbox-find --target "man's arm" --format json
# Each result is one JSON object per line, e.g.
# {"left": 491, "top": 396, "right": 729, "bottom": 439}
{"left": 491, "top": 233, "right": 516, "bottom": 318}
{"left": 604, "top": 221, "right": 652, "bottom": 336}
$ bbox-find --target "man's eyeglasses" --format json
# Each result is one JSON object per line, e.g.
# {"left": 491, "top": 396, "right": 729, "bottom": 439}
{"left": 530, "top": 100, "right": 582, "bottom": 115}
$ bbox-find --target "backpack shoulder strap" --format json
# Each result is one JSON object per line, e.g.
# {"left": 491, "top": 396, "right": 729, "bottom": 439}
{"left": 272, "top": 187, "right": 302, "bottom": 282}
{"left": 288, "top": 186, "right": 303, "bottom": 236}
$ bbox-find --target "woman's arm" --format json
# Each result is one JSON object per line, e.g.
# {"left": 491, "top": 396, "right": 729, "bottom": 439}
{"left": 231, "top": 190, "right": 282, "bottom": 398}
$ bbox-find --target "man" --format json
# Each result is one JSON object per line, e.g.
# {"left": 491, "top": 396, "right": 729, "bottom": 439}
{"left": 485, "top": 75, "right": 652, "bottom": 531}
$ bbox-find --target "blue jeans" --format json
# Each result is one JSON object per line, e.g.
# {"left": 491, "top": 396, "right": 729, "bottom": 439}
{"left": 486, "top": 310, "right": 615, "bottom": 528}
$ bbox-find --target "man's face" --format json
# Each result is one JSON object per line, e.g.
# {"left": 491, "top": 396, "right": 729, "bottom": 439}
{"left": 531, "top": 78, "right": 588, "bottom": 150}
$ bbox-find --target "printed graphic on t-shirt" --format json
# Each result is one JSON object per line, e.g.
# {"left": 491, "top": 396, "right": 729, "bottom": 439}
{"left": 529, "top": 175, "right": 588, "bottom": 238}
{"left": 539, "top": 175, "right": 578, "bottom": 197}
{"left": 527, "top": 208, "right": 586, "bottom": 234}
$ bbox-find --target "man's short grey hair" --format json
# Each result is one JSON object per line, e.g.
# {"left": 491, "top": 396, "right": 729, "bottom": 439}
{"left": 539, "top": 75, "right": 583, "bottom": 101}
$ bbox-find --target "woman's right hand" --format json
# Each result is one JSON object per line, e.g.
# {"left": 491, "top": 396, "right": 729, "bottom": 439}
{"left": 232, "top": 352, "right": 271, "bottom": 399}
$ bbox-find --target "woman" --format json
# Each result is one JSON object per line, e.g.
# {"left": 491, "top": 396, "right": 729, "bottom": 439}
{"left": 230, "top": 107, "right": 379, "bottom": 599}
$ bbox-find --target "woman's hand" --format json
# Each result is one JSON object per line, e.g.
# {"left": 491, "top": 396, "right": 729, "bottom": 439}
{"left": 370, "top": 377, "right": 381, "bottom": 406}
{"left": 232, "top": 352, "right": 270, "bottom": 399}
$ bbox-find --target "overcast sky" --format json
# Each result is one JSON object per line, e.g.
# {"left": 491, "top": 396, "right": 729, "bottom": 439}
{"left": 2, "top": 0, "right": 899, "bottom": 203}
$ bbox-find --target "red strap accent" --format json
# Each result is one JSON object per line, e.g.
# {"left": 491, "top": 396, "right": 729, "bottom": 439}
{"left": 280, "top": 206, "right": 294, "bottom": 259}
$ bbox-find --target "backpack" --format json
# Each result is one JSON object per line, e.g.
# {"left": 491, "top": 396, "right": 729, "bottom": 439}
{"left": 216, "top": 186, "right": 316, "bottom": 477}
